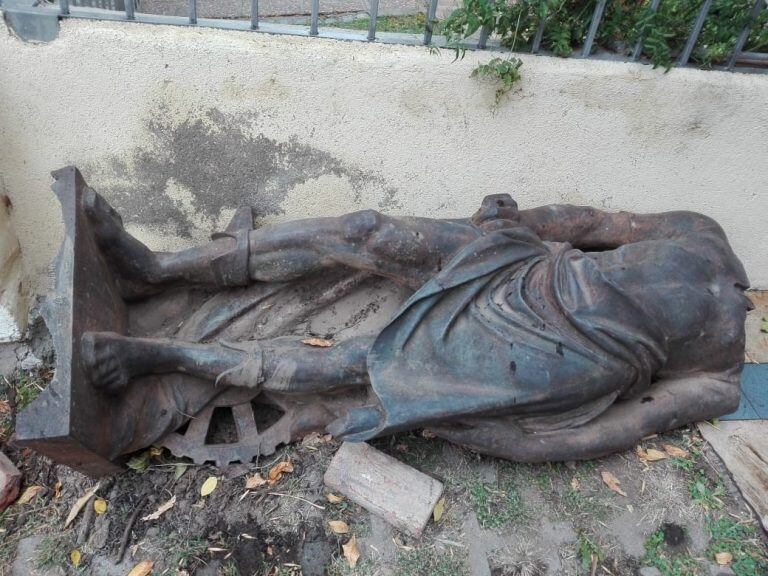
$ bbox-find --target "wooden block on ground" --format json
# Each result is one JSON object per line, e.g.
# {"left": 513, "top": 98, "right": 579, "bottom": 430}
{"left": 0, "top": 451, "right": 21, "bottom": 512}
{"left": 324, "top": 442, "right": 444, "bottom": 537}
{"left": 698, "top": 420, "right": 768, "bottom": 530}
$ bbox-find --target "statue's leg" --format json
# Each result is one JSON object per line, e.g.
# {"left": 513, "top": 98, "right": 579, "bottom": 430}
{"left": 430, "top": 374, "right": 740, "bottom": 462}
{"left": 85, "top": 189, "right": 479, "bottom": 292}
{"left": 81, "top": 331, "right": 373, "bottom": 394}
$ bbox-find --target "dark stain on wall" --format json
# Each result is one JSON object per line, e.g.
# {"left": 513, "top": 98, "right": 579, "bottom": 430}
{"left": 81, "top": 106, "right": 400, "bottom": 237}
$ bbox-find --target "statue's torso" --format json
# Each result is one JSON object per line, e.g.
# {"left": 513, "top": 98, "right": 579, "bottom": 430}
{"left": 587, "top": 234, "right": 749, "bottom": 377}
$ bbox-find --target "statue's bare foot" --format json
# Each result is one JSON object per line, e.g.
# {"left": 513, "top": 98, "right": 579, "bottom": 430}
{"left": 83, "top": 188, "right": 162, "bottom": 298}
{"left": 81, "top": 331, "right": 142, "bottom": 394}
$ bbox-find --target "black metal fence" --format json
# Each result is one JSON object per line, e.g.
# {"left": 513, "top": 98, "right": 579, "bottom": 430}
{"left": 2, "top": 0, "right": 766, "bottom": 72}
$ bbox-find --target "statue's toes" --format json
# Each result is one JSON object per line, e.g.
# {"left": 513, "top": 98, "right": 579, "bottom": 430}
{"left": 81, "top": 332, "right": 129, "bottom": 392}
{"left": 83, "top": 187, "right": 124, "bottom": 237}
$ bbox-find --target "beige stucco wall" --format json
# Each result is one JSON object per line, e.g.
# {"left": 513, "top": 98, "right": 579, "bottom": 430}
{"left": 1, "top": 17, "right": 767, "bottom": 293}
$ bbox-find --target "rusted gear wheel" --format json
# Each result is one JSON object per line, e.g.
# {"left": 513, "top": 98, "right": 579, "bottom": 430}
{"left": 160, "top": 394, "right": 294, "bottom": 467}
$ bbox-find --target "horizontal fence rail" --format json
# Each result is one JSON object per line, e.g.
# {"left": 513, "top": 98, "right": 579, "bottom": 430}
{"left": 1, "top": 0, "right": 765, "bottom": 72}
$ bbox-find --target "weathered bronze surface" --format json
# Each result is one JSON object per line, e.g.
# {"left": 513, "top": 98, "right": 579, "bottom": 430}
{"left": 16, "top": 167, "right": 751, "bottom": 475}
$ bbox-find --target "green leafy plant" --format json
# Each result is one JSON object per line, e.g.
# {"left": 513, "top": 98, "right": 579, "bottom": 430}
{"left": 642, "top": 528, "right": 701, "bottom": 576}
{"left": 689, "top": 471, "right": 725, "bottom": 510}
{"left": 440, "top": 0, "right": 768, "bottom": 70}
{"left": 708, "top": 518, "right": 768, "bottom": 576}
{"left": 577, "top": 532, "right": 604, "bottom": 572}
{"left": 469, "top": 480, "right": 528, "bottom": 528}
{"left": 471, "top": 56, "right": 524, "bottom": 102}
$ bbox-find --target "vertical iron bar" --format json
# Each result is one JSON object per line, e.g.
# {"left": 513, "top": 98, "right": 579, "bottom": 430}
{"left": 367, "top": 0, "right": 379, "bottom": 41}
{"left": 60, "top": 0, "right": 70, "bottom": 15}
{"left": 679, "top": 0, "right": 711, "bottom": 65}
{"left": 581, "top": 0, "right": 607, "bottom": 57}
{"left": 310, "top": 0, "right": 319, "bottom": 35}
{"left": 423, "top": 0, "right": 439, "bottom": 46}
{"left": 125, "top": 0, "right": 135, "bottom": 19}
{"left": 189, "top": 0, "right": 197, "bottom": 24}
{"left": 477, "top": 23, "right": 491, "bottom": 49}
{"left": 632, "top": 0, "right": 661, "bottom": 60}
{"left": 251, "top": 0, "right": 259, "bottom": 29}
{"left": 531, "top": 17, "right": 546, "bottom": 53}
{"left": 727, "top": 0, "right": 764, "bottom": 69}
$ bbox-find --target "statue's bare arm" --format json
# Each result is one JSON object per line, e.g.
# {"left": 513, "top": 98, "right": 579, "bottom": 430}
{"left": 432, "top": 371, "right": 740, "bottom": 462}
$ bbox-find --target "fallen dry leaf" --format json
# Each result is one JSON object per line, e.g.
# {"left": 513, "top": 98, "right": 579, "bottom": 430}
{"left": 644, "top": 448, "right": 668, "bottom": 461}
{"left": 715, "top": 552, "right": 733, "bottom": 566}
{"left": 570, "top": 477, "right": 580, "bottom": 490}
{"left": 663, "top": 444, "right": 689, "bottom": 458}
{"left": 342, "top": 535, "right": 360, "bottom": 568}
{"left": 0, "top": 399, "right": 9, "bottom": 414}
{"left": 70, "top": 549, "right": 81, "bottom": 568}
{"left": 65, "top": 483, "right": 101, "bottom": 527}
{"left": 142, "top": 495, "right": 177, "bottom": 522}
{"left": 126, "top": 560, "right": 154, "bottom": 576}
{"left": 301, "top": 338, "right": 334, "bottom": 347}
{"left": 267, "top": 461, "right": 294, "bottom": 485}
{"left": 93, "top": 498, "right": 108, "bottom": 515}
{"left": 326, "top": 493, "right": 344, "bottom": 504}
{"left": 149, "top": 446, "right": 163, "bottom": 458}
{"left": 600, "top": 471, "right": 627, "bottom": 497}
{"left": 53, "top": 481, "right": 62, "bottom": 499}
{"left": 432, "top": 497, "right": 445, "bottom": 523}
{"left": 636, "top": 446, "right": 667, "bottom": 462}
{"left": 200, "top": 476, "right": 218, "bottom": 497}
{"left": 300, "top": 432, "right": 334, "bottom": 445}
{"left": 245, "top": 474, "right": 268, "bottom": 490}
{"left": 17, "top": 485, "right": 45, "bottom": 505}
{"left": 422, "top": 429, "right": 436, "bottom": 439}
{"left": 328, "top": 520, "right": 350, "bottom": 534}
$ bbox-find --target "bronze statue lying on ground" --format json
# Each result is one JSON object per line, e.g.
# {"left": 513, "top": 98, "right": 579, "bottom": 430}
{"left": 16, "top": 168, "right": 751, "bottom": 473}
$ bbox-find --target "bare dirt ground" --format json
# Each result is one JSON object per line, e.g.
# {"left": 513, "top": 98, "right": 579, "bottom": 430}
{"left": 1, "top": 293, "right": 767, "bottom": 576}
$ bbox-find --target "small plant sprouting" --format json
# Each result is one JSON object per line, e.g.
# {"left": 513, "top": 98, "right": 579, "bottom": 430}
{"left": 471, "top": 56, "right": 523, "bottom": 104}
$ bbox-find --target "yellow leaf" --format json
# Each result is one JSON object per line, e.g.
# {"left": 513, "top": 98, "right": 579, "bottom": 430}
{"left": 600, "top": 471, "right": 627, "bottom": 497}
{"left": 644, "top": 448, "right": 668, "bottom": 462}
{"left": 663, "top": 444, "right": 689, "bottom": 458}
{"left": 200, "top": 476, "right": 218, "bottom": 497}
{"left": 715, "top": 552, "right": 733, "bottom": 566}
{"left": 70, "top": 549, "right": 81, "bottom": 567}
{"left": 301, "top": 338, "right": 334, "bottom": 347}
{"left": 326, "top": 493, "right": 344, "bottom": 504}
{"left": 570, "top": 477, "right": 580, "bottom": 491}
{"left": 17, "top": 485, "right": 45, "bottom": 505}
{"left": 126, "top": 560, "right": 154, "bottom": 576}
{"left": 141, "top": 495, "right": 176, "bottom": 522}
{"left": 433, "top": 497, "right": 446, "bottom": 523}
{"left": 93, "top": 498, "right": 108, "bottom": 515}
{"left": 328, "top": 520, "right": 350, "bottom": 534}
{"left": 267, "top": 461, "right": 294, "bottom": 485}
{"left": 149, "top": 446, "right": 163, "bottom": 458}
{"left": 64, "top": 483, "right": 101, "bottom": 528}
{"left": 636, "top": 446, "right": 667, "bottom": 462}
{"left": 245, "top": 474, "right": 268, "bottom": 490}
{"left": 342, "top": 535, "right": 360, "bottom": 568}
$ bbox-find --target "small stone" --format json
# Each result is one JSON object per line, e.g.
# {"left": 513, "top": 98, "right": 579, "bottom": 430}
{"left": 19, "top": 351, "right": 42, "bottom": 371}
{"left": 88, "top": 517, "right": 111, "bottom": 549}
{"left": 0, "top": 451, "right": 21, "bottom": 511}
{"left": 639, "top": 568, "right": 662, "bottom": 576}
{"left": 709, "top": 563, "right": 735, "bottom": 576}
